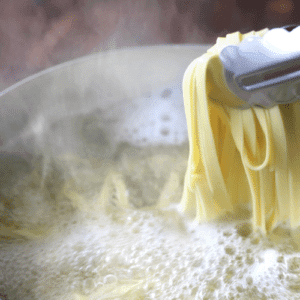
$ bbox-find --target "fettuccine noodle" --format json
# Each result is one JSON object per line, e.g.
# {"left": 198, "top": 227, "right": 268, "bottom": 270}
{"left": 181, "top": 29, "right": 300, "bottom": 234}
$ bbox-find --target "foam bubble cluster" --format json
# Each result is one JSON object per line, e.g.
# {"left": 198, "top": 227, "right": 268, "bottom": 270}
{"left": 0, "top": 204, "right": 297, "bottom": 300}
{"left": 0, "top": 144, "right": 299, "bottom": 300}
{"left": 116, "top": 83, "right": 188, "bottom": 147}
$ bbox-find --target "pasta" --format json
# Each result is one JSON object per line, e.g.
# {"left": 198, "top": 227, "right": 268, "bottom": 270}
{"left": 180, "top": 28, "right": 300, "bottom": 234}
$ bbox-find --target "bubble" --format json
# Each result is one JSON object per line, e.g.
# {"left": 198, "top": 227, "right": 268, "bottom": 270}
{"left": 277, "top": 256, "right": 284, "bottom": 263}
{"left": 160, "top": 128, "right": 170, "bottom": 136}
{"left": 103, "top": 274, "right": 117, "bottom": 284}
{"left": 236, "top": 223, "right": 252, "bottom": 237}
{"left": 161, "top": 114, "right": 171, "bottom": 122}
{"left": 287, "top": 257, "right": 300, "bottom": 274}
{"left": 225, "top": 246, "right": 236, "bottom": 256}
{"left": 161, "top": 88, "right": 172, "bottom": 99}
{"left": 82, "top": 278, "right": 96, "bottom": 294}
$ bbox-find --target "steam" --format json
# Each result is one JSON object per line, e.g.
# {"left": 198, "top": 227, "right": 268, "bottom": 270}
{"left": 0, "top": 45, "right": 207, "bottom": 187}
{"left": 0, "top": 0, "right": 208, "bottom": 89}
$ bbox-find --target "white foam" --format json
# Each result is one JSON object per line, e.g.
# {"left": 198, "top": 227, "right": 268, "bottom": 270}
{"left": 116, "top": 81, "right": 188, "bottom": 147}
{"left": 250, "top": 249, "right": 278, "bottom": 283}
{"left": 1, "top": 205, "right": 295, "bottom": 300}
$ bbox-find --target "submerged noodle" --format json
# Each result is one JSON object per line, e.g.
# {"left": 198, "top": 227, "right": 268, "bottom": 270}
{"left": 180, "top": 28, "right": 300, "bottom": 234}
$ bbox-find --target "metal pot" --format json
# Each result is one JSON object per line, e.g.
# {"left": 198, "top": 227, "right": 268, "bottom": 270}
{"left": 0, "top": 45, "right": 211, "bottom": 299}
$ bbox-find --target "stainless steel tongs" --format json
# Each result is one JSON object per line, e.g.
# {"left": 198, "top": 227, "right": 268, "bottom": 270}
{"left": 219, "top": 25, "right": 300, "bottom": 108}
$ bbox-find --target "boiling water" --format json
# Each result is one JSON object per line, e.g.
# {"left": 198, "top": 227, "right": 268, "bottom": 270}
{"left": 0, "top": 141, "right": 300, "bottom": 300}
{"left": 0, "top": 46, "right": 300, "bottom": 300}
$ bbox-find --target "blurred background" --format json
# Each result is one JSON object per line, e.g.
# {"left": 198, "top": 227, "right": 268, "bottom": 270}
{"left": 0, "top": 0, "right": 299, "bottom": 89}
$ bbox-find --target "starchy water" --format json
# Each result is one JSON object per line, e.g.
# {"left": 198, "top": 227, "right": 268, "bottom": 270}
{"left": 0, "top": 143, "right": 299, "bottom": 300}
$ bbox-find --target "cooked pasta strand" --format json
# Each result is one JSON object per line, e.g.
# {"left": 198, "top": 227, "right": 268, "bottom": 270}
{"left": 180, "top": 28, "right": 300, "bottom": 233}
